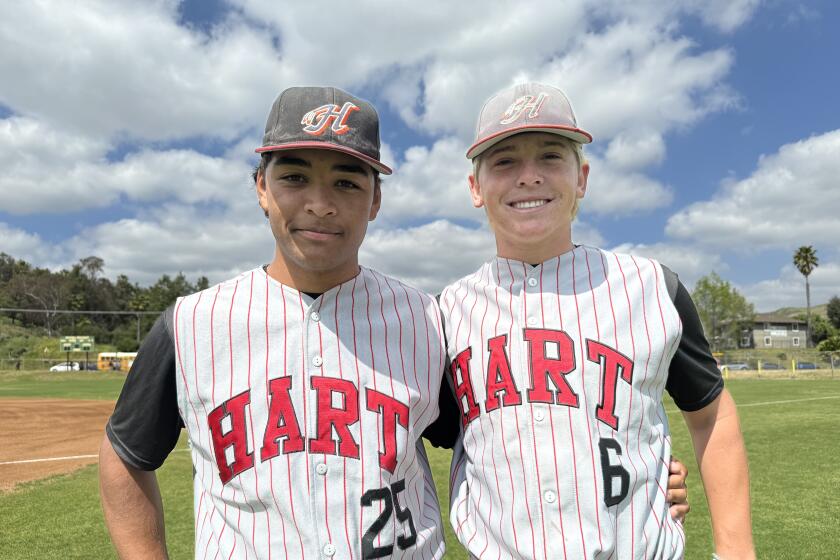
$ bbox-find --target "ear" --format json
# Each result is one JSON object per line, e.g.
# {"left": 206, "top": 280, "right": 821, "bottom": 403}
{"left": 468, "top": 174, "right": 484, "bottom": 208}
{"left": 256, "top": 167, "right": 269, "bottom": 214}
{"left": 368, "top": 180, "right": 382, "bottom": 221}
{"left": 576, "top": 161, "right": 590, "bottom": 199}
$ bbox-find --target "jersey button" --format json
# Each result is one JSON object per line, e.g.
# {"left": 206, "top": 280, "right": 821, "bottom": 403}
{"left": 534, "top": 409, "right": 545, "bottom": 422}
{"left": 544, "top": 490, "right": 557, "bottom": 503}
{"left": 527, "top": 316, "right": 538, "bottom": 326}
{"left": 322, "top": 543, "right": 336, "bottom": 557}
{"left": 312, "top": 356, "right": 323, "bottom": 367}
{"left": 311, "top": 312, "right": 321, "bottom": 322}
{"left": 527, "top": 277, "right": 538, "bottom": 287}
{"left": 316, "top": 463, "right": 328, "bottom": 475}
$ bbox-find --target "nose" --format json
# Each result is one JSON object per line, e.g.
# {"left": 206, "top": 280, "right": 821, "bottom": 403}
{"left": 305, "top": 187, "right": 338, "bottom": 217}
{"left": 516, "top": 161, "right": 543, "bottom": 187}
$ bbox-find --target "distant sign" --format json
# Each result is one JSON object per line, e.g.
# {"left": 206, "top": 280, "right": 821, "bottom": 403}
{"left": 60, "top": 335, "right": 95, "bottom": 352}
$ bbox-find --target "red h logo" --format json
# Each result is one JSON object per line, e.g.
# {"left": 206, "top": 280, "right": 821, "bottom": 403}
{"left": 500, "top": 93, "right": 548, "bottom": 125}
{"left": 301, "top": 102, "right": 360, "bottom": 136}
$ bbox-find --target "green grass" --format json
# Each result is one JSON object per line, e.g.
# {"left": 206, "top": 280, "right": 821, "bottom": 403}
{"left": 0, "top": 370, "right": 126, "bottom": 400}
{"left": 1, "top": 372, "right": 838, "bottom": 559}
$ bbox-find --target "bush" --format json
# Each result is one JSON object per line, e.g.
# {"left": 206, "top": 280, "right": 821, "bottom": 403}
{"left": 816, "top": 336, "right": 840, "bottom": 352}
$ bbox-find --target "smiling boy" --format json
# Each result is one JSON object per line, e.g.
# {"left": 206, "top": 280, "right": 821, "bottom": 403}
{"left": 99, "top": 86, "right": 452, "bottom": 559}
{"left": 441, "top": 82, "right": 754, "bottom": 559}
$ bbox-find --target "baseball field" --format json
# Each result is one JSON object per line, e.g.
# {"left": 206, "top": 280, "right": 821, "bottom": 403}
{"left": 1, "top": 370, "right": 837, "bottom": 559}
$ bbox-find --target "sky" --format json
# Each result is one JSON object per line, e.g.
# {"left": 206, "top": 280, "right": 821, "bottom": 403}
{"left": 1, "top": 0, "right": 838, "bottom": 312}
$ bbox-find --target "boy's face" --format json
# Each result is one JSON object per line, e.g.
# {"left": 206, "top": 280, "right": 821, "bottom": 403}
{"left": 257, "top": 148, "right": 381, "bottom": 283}
{"left": 469, "top": 132, "right": 589, "bottom": 262}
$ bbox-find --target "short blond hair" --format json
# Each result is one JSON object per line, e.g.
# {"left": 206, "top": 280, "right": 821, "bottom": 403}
{"left": 471, "top": 136, "right": 586, "bottom": 219}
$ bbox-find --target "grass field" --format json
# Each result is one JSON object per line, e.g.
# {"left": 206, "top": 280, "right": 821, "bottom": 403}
{"left": 1, "top": 370, "right": 838, "bottom": 559}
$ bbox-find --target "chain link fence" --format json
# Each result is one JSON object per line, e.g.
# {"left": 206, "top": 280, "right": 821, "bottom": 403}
{"left": 716, "top": 350, "right": 839, "bottom": 378}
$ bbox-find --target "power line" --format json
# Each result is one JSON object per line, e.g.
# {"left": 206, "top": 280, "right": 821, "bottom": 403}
{"left": 0, "top": 307, "right": 161, "bottom": 316}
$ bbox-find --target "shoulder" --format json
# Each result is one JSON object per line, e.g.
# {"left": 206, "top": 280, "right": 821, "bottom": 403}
{"left": 173, "top": 268, "right": 259, "bottom": 319}
{"left": 360, "top": 267, "right": 438, "bottom": 310}
{"left": 439, "top": 261, "right": 492, "bottom": 303}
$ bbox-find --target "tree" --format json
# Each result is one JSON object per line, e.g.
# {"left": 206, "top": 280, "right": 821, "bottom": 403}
{"left": 793, "top": 245, "right": 819, "bottom": 347}
{"left": 810, "top": 315, "right": 837, "bottom": 345}
{"left": 816, "top": 336, "right": 840, "bottom": 352}
{"left": 692, "top": 272, "right": 755, "bottom": 351}
{"left": 827, "top": 296, "right": 840, "bottom": 330}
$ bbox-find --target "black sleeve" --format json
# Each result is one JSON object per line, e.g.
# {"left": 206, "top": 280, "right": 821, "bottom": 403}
{"left": 665, "top": 279, "right": 725, "bottom": 412}
{"left": 105, "top": 305, "right": 183, "bottom": 470}
{"left": 422, "top": 364, "right": 461, "bottom": 449}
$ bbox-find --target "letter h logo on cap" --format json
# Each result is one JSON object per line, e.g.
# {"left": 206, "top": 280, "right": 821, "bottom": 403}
{"left": 500, "top": 93, "right": 548, "bottom": 125}
{"left": 301, "top": 102, "right": 361, "bottom": 136}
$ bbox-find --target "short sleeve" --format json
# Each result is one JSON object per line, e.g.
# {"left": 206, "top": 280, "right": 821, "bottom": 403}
{"left": 422, "top": 363, "right": 460, "bottom": 450}
{"left": 106, "top": 306, "right": 183, "bottom": 470}
{"left": 665, "top": 280, "right": 725, "bottom": 412}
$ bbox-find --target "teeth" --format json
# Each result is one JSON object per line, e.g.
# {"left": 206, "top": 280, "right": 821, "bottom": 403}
{"left": 512, "top": 200, "right": 548, "bottom": 209}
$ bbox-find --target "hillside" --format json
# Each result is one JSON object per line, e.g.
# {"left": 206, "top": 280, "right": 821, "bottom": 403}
{"left": 0, "top": 317, "right": 118, "bottom": 363}
{"left": 763, "top": 303, "right": 828, "bottom": 319}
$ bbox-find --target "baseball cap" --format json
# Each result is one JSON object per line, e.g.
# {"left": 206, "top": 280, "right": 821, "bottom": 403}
{"left": 256, "top": 86, "right": 392, "bottom": 175}
{"left": 466, "top": 82, "right": 592, "bottom": 160}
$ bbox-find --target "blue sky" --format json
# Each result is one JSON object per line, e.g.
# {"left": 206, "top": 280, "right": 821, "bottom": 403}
{"left": 1, "top": 0, "right": 838, "bottom": 311}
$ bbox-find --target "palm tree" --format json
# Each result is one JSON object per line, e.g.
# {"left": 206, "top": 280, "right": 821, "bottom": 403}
{"left": 793, "top": 246, "right": 819, "bottom": 347}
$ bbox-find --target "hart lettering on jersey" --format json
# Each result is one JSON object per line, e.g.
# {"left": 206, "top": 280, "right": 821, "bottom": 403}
{"left": 207, "top": 376, "right": 409, "bottom": 484}
{"left": 450, "top": 328, "right": 634, "bottom": 430}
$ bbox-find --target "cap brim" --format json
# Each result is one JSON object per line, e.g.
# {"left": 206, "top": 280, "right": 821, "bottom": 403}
{"left": 466, "top": 125, "right": 593, "bottom": 160}
{"left": 256, "top": 141, "right": 392, "bottom": 175}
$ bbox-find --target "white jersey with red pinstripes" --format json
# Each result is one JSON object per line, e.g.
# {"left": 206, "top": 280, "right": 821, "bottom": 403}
{"left": 440, "top": 246, "right": 685, "bottom": 559}
{"left": 172, "top": 266, "right": 447, "bottom": 559}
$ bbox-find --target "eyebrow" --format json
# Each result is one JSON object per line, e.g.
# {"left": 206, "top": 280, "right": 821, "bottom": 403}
{"left": 274, "top": 156, "right": 311, "bottom": 168}
{"left": 273, "top": 157, "right": 369, "bottom": 176}
{"left": 486, "top": 139, "right": 571, "bottom": 159}
{"left": 333, "top": 163, "right": 370, "bottom": 176}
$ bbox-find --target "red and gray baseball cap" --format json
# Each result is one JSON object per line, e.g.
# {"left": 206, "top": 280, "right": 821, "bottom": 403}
{"left": 256, "top": 86, "right": 392, "bottom": 175}
{"left": 466, "top": 82, "right": 592, "bottom": 160}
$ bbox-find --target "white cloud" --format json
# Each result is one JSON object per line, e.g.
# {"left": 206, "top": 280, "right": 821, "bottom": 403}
{"left": 0, "top": 223, "right": 62, "bottom": 266}
{"left": 607, "top": 242, "right": 726, "bottom": 288}
{"left": 581, "top": 153, "right": 673, "bottom": 215}
{"left": 66, "top": 202, "right": 275, "bottom": 285}
{"left": 234, "top": 0, "right": 740, "bottom": 144}
{"left": 666, "top": 129, "right": 840, "bottom": 250}
{"left": 361, "top": 220, "right": 497, "bottom": 293}
{"left": 0, "top": 117, "right": 251, "bottom": 214}
{"left": 742, "top": 261, "right": 840, "bottom": 312}
{"left": 0, "top": 0, "right": 283, "bottom": 141}
{"left": 604, "top": 132, "right": 666, "bottom": 170}
{"left": 379, "top": 137, "right": 475, "bottom": 226}
{"left": 684, "top": 0, "right": 761, "bottom": 32}
{"left": 540, "top": 21, "right": 737, "bottom": 142}
{"left": 572, "top": 220, "right": 608, "bottom": 248}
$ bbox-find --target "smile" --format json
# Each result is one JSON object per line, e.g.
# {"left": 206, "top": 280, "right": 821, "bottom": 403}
{"left": 294, "top": 228, "right": 342, "bottom": 240}
{"left": 510, "top": 199, "right": 550, "bottom": 210}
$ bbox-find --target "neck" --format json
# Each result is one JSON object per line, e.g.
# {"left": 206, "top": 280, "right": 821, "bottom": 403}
{"left": 265, "top": 254, "right": 361, "bottom": 294}
{"left": 496, "top": 238, "right": 576, "bottom": 265}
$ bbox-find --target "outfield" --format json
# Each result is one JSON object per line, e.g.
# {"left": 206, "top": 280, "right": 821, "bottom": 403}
{"left": 1, "top": 371, "right": 837, "bottom": 559}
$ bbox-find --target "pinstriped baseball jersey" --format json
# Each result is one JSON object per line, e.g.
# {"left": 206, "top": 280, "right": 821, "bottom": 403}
{"left": 440, "top": 246, "right": 686, "bottom": 559}
{"left": 173, "top": 265, "right": 447, "bottom": 559}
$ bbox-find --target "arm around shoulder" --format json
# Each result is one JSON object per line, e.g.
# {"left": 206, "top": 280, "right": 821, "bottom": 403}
{"left": 99, "top": 433, "right": 169, "bottom": 559}
{"left": 682, "top": 389, "right": 755, "bottom": 560}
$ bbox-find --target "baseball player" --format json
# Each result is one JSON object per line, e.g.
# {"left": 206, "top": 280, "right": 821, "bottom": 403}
{"left": 440, "top": 82, "right": 754, "bottom": 559}
{"left": 98, "top": 86, "right": 457, "bottom": 559}
{"left": 98, "top": 84, "right": 690, "bottom": 559}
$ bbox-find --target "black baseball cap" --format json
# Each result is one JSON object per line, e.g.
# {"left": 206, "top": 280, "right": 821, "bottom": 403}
{"left": 256, "top": 86, "right": 392, "bottom": 175}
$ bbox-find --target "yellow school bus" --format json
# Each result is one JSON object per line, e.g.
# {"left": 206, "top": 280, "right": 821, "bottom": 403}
{"left": 97, "top": 352, "right": 138, "bottom": 371}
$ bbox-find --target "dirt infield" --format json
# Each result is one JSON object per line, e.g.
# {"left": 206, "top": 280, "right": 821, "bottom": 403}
{"left": 0, "top": 399, "right": 115, "bottom": 492}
